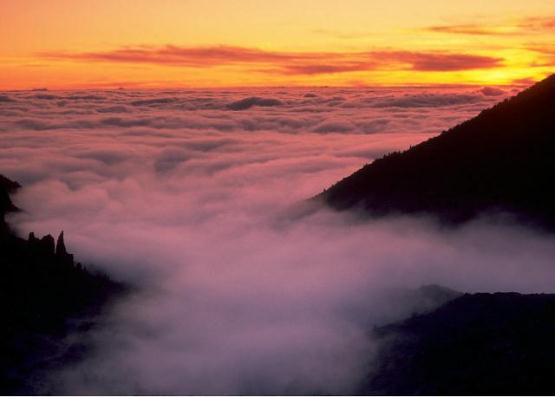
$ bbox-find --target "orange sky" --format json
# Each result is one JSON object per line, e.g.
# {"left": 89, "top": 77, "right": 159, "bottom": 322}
{"left": 1, "top": 0, "right": 554, "bottom": 89}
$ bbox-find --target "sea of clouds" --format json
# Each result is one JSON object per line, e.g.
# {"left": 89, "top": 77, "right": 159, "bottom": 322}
{"left": 2, "top": 85, "right": 554, "bottom": 394}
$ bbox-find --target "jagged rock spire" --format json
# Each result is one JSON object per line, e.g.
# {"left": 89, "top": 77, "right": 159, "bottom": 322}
{"left": 56, "top": 231, "right": 67, "bottom": 256}
{"left": 40, "top": 234, "right": 55, "bottom": 255}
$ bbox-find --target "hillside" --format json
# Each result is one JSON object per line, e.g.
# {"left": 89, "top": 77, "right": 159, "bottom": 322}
{"left": 0, "top": 174, "right": 124, "bottom": 394}
{"left": 363, "top": 292, "right": 555, "bottom": 395}
{"left": 319, "top": 74, "right": 555, "bottom": 227}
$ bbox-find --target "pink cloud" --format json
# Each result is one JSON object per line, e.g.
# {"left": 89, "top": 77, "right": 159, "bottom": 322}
{"left": 3, "top": 86, "right": 552, "bottom": 394}
{"left": 19, "top": 183, "right": 555, "bottom": 395}
{"left": 40, "top": 45, "right": 502, "bottom": 75}
{"left": 377, "top": 51, "right": 503, "bottom": 71}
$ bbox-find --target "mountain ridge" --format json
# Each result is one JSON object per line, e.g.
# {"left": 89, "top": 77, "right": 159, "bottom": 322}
{"left": 318, "top": 74, "right": 555, "bottom": 228}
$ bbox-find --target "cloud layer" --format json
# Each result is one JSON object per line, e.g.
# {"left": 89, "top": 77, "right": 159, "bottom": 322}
{"left": 0, "top": 85, "right": 507, "bottom": 138}
{"left": 3, "top": 86, "right": 553, "bottom": 394}
{"left": 40, "top": 45, "right": 502, "bottom": 75}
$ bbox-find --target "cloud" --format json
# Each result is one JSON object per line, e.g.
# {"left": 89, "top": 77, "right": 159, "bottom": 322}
{"left": 39, "top": 45, "right": 503, "bottom": 75}
{"left": 2, "top": 86, "right": 552, "bottom": 394}
{"left": 39, "top": 45, "right": 303, "bottom": 67}
{"left": 96, "top": 105, "right": 129, "bottom": 113}
{"left": 312, "top": 121, "right": 354, "bottom": 133}
{"left": 525, "top": 45, "right": 555, "bottom": 67}
{"left": 390, "top": 52, "right": 502, "bottom": 71}
{"left": 426, "top": 24, "right": 518, "bottom": 36}
{"left": 66, "top": 94, "right": 106, "bottom": 100}
{"left": 154, "top": 148, "right": 190, "bottom": 173}
{"left": 226, "top": 97, "right": 283, "bottom": 111}
{"left": 33, "top": 94, "right": 61, "bottom": 100}
{"left": 73, "top": 148, "right": 130, "bottom": 165}
{"left": 369, "top": 93, "right": 484, "bottom": 108}
{"left": 14, "top": 118, "right": 56, "bottom": 130}
{"left": 277, "top": 62, "right": 377, "bottom": 75}
{"left": 130, "top": 97, "right": 178, "bottom": 106}
{"left": 480, "top": 86, "right": 505, "bottom": 96}
{"left": 0, "top": 87, "right": 509, "bottom": 139}
{"left": 511, "top": 77, "right": 539, "bottom": 86}
{"left": 354, "top": 119, "right": 390, "bottom": 133}
{"left": 518, "top": 16, "right": 555, "bottom": 31}
{"left": 424, "top": 15, "right": 555, "bottom": 36}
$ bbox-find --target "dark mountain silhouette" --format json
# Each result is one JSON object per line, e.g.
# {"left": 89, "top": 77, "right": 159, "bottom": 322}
{"left": 318, "top": 74, "right": 555, "bottom": 227}
{"left": 0, "top": 174, "right": 124, "bottom": 394}
{"left": 363, "top": 292, "right": 555, "bottom": 395}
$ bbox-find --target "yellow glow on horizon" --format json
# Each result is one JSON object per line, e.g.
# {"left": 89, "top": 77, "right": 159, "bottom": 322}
{"left": 0, "top": 0, "right": 554, "bottom": 89}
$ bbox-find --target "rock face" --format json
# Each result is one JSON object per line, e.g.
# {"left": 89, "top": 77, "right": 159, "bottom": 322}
{"left": 319, "top": 75, "right": 555, "bottom": 228}
{"left": 363, "top": 292, "right": 555, "bottom": 395}
{"left": 0, "top": 174, "right": 124, "bottom": 394}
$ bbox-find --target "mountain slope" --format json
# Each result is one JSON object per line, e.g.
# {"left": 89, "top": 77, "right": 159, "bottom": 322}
{"left": 363, "top": 292, "right": 555, "bottom": 395}
{"left": 319, "top": 74, "right": 555, "bottom": 227}
{"left": 0, "top": 174, "right": 124, "bottom": 394}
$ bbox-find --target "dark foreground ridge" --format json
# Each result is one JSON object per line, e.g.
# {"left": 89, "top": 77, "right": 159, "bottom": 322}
{"left": 318, "top": 74, "right": 555, "bottom": 228}
{"left": 0, "top": 175, "right": 124, "bottom": 394}
{"left": 363, "top": 292, "right": 555, "bottom": 395}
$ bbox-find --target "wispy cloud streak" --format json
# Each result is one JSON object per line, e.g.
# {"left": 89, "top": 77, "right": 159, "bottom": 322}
{"left": 40, "top": 45, "right": 503, "bottom": 75}
{"left": 425, "top": 15, "right": 555, "bottom": 36}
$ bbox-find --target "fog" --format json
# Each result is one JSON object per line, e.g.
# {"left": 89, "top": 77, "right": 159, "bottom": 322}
{"left": 2, "top": 86, "right": 554, "bottom": 394}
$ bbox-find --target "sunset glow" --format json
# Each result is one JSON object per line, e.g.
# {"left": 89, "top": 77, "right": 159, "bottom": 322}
{"left": 1, "top": 0, "right": 554, "bottom": 89}
{"left": 3, "top": 1, "right": 555, "bottom": 395}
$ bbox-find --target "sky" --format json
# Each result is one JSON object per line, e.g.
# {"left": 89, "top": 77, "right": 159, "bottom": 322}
{"left": 1, "top": 0, "right": 554, "bottom": 89}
